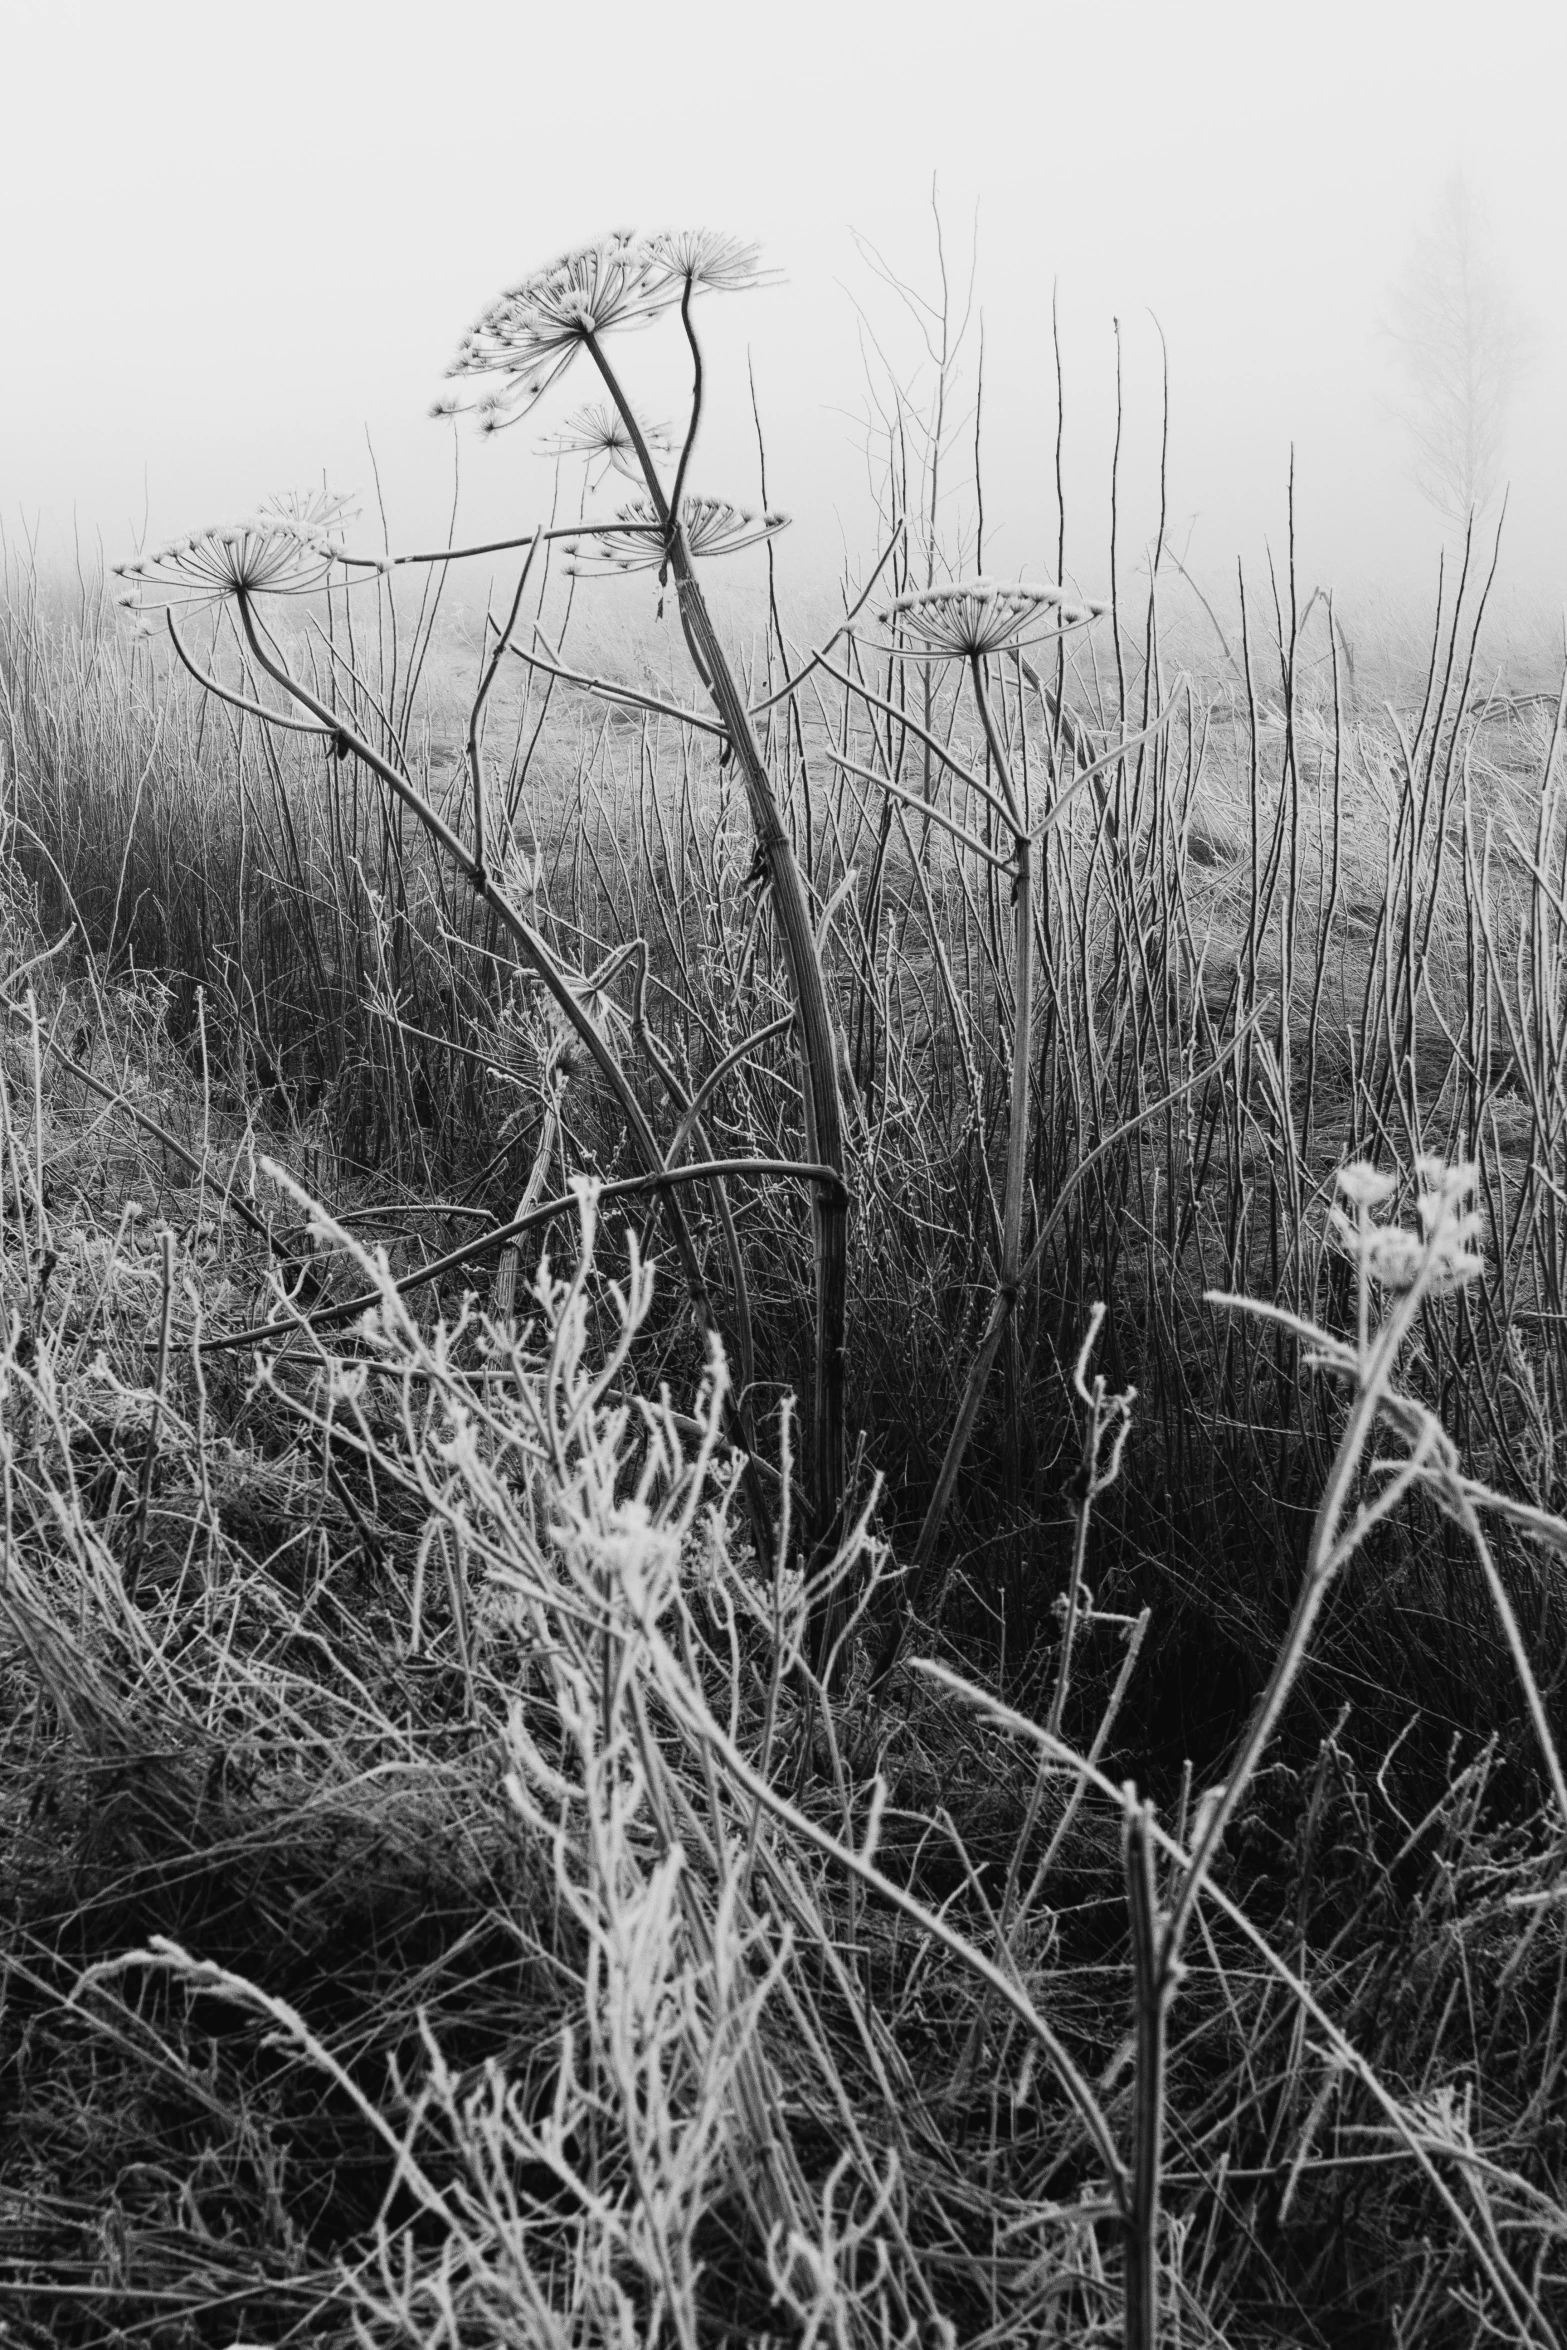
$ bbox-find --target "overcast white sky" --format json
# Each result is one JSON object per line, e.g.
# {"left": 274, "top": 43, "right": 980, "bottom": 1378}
{"left": 6, "top": 0, "right": 1566, "bottom": 626}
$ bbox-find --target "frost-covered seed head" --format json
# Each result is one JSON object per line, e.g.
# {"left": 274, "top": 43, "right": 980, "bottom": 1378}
{"left": 564, "top": 495, "right": 789, "bottom": 576}
{"left": 1329, "top": 1154, "right": 1484, "bottom": 1294}
{"left": 541, "top": 401, "right": 674, "bottom": 485}
{"left": 443, "top": 229, "right": 771, "bottom": 430}
{"left": 444, "top": 235, "right": 667, "bottom": 425}
{"left": 643, "top": 228, "right": 773, "bottom": 296}
{"left": 878, "top": 577, "right": 1107, "bottom": 661}
{"left": 1335, "top": 1162, "right": 1398, "bottom": 1210}
{"left": 113, "top": 491, "right": 356, "bottom": 611}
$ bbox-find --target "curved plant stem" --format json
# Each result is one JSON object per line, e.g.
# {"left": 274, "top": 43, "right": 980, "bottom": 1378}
{"left": 584, "top": 325, "right": 852, "bottom": 1673}
{"left": 222, "top": 595, "right": 779, "bottom": 1549}
{"left": 917, "top": 1658, "right": 1557, "bottom": 2350}
{"left": 202, "top": 1155, "right": 842, "bottom": 1353}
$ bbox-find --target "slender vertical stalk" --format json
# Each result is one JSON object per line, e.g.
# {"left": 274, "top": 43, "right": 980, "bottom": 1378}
{"left": 973, "top": 317, "right": 986, "bottom": 574}
{"left": 1123, "top": 1799, "right": 1173, "bottom": 2350}
{"left": 1053, "top": 280, "right": 1068, "bottom": 716}
{"left": 584, "top": 326, "right": 851, "bottom": 1670}
{"left": 970, "top": 654, "right": 1033, "bottom": 1342}
{"left": 466, "top": 528, "right": 543, "bottom": 884}
{"left": 125, "top": 1228, "right": 176, "bottom": 1606}
{"left": 1110, "top": 317, "right": 1127, "bottom": 720}
{"left": 1047, "top": 1440, "right": 1097, "bottom": 1744}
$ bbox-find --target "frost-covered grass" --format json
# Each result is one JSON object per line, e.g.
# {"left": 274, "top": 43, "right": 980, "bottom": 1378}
{"left": 3, "top": 396, "right": 1567, "bottom": 2339}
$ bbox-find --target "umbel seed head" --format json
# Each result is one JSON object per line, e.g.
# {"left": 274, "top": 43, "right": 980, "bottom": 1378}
{"left": 878, "top": 577, "right": 1108, "bottom": 661}
{"left": 443, "top": 229, "right": 772, "bottom": 429}
{"left": 643, "top": 228, "right": 774, "bottom": 295}
{"left": 443, "top": 235, "right": 666, "bottom": 425}
{"left": 113, "top": 491, "right": 356, "bottom": 611}
{"left": 563, "top": 496, "right": 789, "bottom": 576}
{"left": 541, "top": 401, "right": 675, "bottom": 485}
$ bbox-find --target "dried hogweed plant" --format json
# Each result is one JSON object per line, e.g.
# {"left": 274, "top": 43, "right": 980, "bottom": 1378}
{"left": 116, "top": 225, "right": 905, "bottom": 1676}
{"left": 441, "top": 226, "right": 882, "bottom": 1672}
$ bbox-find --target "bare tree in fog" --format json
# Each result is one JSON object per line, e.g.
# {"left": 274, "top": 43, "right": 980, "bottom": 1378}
{"left": 1383, "top": 169, "right": 1532, "bottom": 522}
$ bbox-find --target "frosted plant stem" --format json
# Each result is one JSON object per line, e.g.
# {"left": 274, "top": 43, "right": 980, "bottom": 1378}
{"left": 224, "top": 591, "right": 780, "bottom": 1548}
{"left": 1166, "top": 1264, "right": 1434, "bottom": 1958}
{"left": 1123, "top": 1798, "right": 1172, "bottom": 2350}
{"left": 584, "top": 328, "right": 852, "bottom": 1675}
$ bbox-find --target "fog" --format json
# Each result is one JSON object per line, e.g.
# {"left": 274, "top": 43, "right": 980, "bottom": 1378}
{"left": 8, "top": 0, "right": 1566, "bottom": 637}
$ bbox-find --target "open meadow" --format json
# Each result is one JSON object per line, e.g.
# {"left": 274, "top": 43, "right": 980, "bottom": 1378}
{"left": 1, "top": 231, "right": 1566, "bottom": 2350}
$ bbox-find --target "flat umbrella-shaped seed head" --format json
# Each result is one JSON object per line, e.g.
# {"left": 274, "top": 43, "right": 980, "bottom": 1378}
{"left": 113, "top": 492, "right": 355, "bottom": 611}
{"left": 444, "top": 234, "right": 675, "bottom": 426}
{"left": 878, "top": 576, "right": 1107, "bottom": 661}
{"left": 444, "top": 229, "right": 772, "bottom": 429}
{"left": 644, "top": 228, "right": 774, "bottom": 297}
{"left": 540, "top": 401, "right": 674, "bottom": 485}
{"left": 564, "top": 495, "right": 789, "bottom": 575}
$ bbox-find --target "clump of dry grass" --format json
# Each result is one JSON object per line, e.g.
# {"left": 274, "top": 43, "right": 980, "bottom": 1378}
{"left": 0, "top": 907, "right": 1564, "bottom": 2345}
{"left": 16, "top": 506, "right": 1567, "bottom": 1709}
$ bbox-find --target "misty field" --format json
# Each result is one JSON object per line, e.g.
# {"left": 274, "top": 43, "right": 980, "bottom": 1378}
{"left": 2, "top": 233, "right": 1566, "bottom": 2350}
